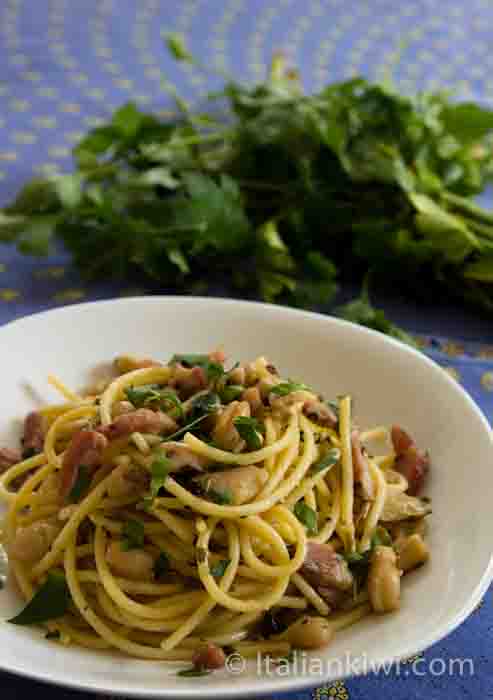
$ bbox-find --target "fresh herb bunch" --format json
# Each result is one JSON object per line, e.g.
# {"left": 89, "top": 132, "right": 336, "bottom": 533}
{"left": 3, "top": 34, "right": 493, "bottom": 333}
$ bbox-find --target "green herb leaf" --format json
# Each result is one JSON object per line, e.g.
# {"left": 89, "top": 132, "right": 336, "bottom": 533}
{"left": 210, "top": 558, "right": 231, "bottom": 578}
{"left": 164, "top": 392, "right": 221, "bottom": 443}
{"left": 219, "top": 384, "right": 244, "bottom": 403}
{"left": 121, "top": 519, "right": 145, "bottom": 551}
{"left": 8, "top": 571, "right": 71, "bottom": 625}
{"left": 311, "top": 448, "right": 341, "bottom": 474}
{"left": 207, "top": 487, "right": 233, "bottom": 505}
{"left": 125, "top": 385, "right": 183, "bottom": 416}
{"left": 153, "top": 552, "right": 170, "bottom": 579}
{"left": 68, "top": 465, "right": 91, "bottom": 503}
{"left": 233, "top": 416, "right": 264, "bottom": 450}
{"left": 294, "top": 502, "right": 318, "bottom": 534}
{"left": 165, "top": 33, "right": 193, "bottom": 63}
{"left": 176, "top": 667, "right": 212, "bottom": 678}
{"left": 148, "top": 455, "right": 170, "bottom": 502}
{"left": 270, "top": 381, "right": 309, "bottom": 397}
{"left": 170, "top": 354, "right": 224, "bottom": 382}
{"left": 371, "top": 526, "right": 392, "bottom": 548}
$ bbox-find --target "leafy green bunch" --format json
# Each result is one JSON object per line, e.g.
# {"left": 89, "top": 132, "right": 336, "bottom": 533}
{"left": 3, "top": 34, "right": 493, "bottom": 338}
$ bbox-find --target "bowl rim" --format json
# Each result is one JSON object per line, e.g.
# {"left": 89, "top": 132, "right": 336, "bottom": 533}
{"left": 1, "top": 295, "right": 492, "bottom": 698}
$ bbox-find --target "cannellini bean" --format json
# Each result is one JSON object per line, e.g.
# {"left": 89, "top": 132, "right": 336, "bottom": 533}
{"left": 368, "top": 546, "right": 401, "bottom": 613}
{"left": 106, "top": 465, "right": 150, "bottom": 500}
{"left": 396, "top": 534, "right": 429, "bottom": 572}
{"left": 106, "top": 540, "right": 155, "bottom": 580}
{"left": 285, "top": 616, "right": 334, "bottom": 649}
{"left": 9, "top": 521, "right": 60, "bottom": 563}
{"left": 195, "top": 466, "right": 268, "bottom": 505}
{"left": 241, "top": 386, "right": 263, "bottom": 415}
{"left": 212, "top": 400, "right": 251, "bottom": 452}
{"left": 112, "top": 400, "right": 135, "bottom": 417}
{"left": 158, "top": 442, "right": 209, "bottom": 472}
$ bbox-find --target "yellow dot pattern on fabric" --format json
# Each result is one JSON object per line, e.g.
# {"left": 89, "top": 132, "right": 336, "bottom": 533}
{"left": 313, "top": 680, "right": 349, "bottom": 700}
{"left": 0, "top": 289, "right": 21, "bottom": 302}
{"left": 481, "top": 371, "right": 493, "bottom": 392}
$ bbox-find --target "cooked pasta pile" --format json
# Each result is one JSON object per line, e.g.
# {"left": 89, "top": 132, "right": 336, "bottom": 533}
{"left": 0, "top": 352, "right": 431, "bottom": 670}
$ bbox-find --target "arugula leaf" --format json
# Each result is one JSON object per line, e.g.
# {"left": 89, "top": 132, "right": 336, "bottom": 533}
{"left": 210, "top": 558, "right": 231, "bottom": 578}
{"left": 153, "top": 552, "right": 170, "bottom": 579}
{"left": 121, "top": 519, "right": 145, "bottom": 551}
{"left": 220, "top": 384, "right": 244, "bottom": 403}
{"left": 311, "top": 448, "right": 341, "bottom": 474}
{"left": 233, "top": 416, "right": 264, "bottom": 450}
{"left": 125, "top": 385, "right": 183, "bottom": 416}
{"left": 270, "top": 381, "right": 309, "bottom": 397}
{"left": 68, "top": 465, "right": 91, "bottom": 503}
{"left": 8, "top": 571, "right": 71, "bottom": 625}
{"left": 294, "top": 502, "right": 318, "bottom": 534}
{"left": 164, "top": 392, "right": 221, "bottom": 442}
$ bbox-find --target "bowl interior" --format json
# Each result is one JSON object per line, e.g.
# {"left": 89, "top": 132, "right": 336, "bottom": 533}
{"left": 0, "top": 297, "right": 492, "bottom": 698}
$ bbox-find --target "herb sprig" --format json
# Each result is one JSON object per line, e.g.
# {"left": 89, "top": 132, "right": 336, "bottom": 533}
{"left": 4, "top": 36, "right": 493, "bottom": 334}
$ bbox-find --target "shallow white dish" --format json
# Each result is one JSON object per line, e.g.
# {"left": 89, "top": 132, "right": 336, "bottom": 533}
{"left": 0, "top": 296, "right": 492, "bottom": 698}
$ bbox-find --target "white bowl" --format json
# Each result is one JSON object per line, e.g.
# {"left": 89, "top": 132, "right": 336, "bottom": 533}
{"left": 0, "top": 296, "right": 492, "bottom": 698}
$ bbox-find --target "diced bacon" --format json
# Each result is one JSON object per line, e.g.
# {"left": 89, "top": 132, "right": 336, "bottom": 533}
{"left": 60, "top": 430, "right": 108, "bottom": 501}
{"left": 22, "top": 411, "right": 45, "bottom": 458}
{"left": 0, "top": 447, "right": 21, "bottom": 473}
{"left": 98, "top": 408, "right": 177, "bottom": 440}
{"left": 300, "top": 541, "right": 353, "bottom": 608}
{"left": 391, "top": 426, "right": 429, "bottom": 496}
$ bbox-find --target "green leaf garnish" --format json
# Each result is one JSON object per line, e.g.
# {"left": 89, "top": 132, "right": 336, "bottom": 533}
{"left": 8, "top": 571, "right": 71, "bottom": 625}
{"left": 219, "top": 384, "right": 244, "bottom": 403}
{"left": 270, "top": 381, "right": 309, "bottom": 397}
{"left": 68, "top": 465, "right": 91, "bottom": 503}
{"left": 233, "top": 416, "right": 264, "bottom": 450}
{"left": 125, "top": 385, "right": 183, "bottom": 417}
{"left": 206, "top": 487, "right": 233, "bottom": 505}
{"left": 169, "top": 354, "right": 224, "bottom": 382}
{"left": 294, "top": 502, "right": 318, "bottom": 534}
{"left": 121, "top": 519, "right": 145, "bottom": 551}
{"left": 311, "top": 448, "right": 341, "bottom": 474}
{"left": 164, "top": 392, "right": 221, "bottom": 442}
{"left": 210, "top": 558, "right": 231, "bottom": 578}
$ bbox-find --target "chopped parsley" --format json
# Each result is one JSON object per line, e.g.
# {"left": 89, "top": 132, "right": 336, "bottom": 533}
{"left": 233, "top": 416, "right": 264, "bottom": 450}
{"left": 68, "top": 465, "right": 91, "bottom": 503}
{"left": 121, "top": 518, "right": 145, "bottom": 551}
{"left": 270, "top": 381, "right": 309, "bottom": 397}
{"left": 294, "top": 502, "right": 318, "bottom": 534}
{"left": 311, "top": 448, "right": 340, "bottom": 474}
{"left": 169, "top": 354, "right": 224, "bottom": 382}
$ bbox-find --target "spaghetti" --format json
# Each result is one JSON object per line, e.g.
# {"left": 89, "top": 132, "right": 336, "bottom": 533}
{"left": 0, "top": 351, "right": 431, "bottom": 670}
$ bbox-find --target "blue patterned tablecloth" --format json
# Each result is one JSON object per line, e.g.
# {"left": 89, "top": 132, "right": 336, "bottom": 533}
{"left": 1, "top": 1, "right": 493, "bottom": 698}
